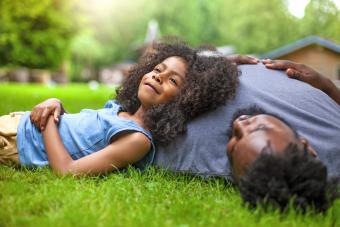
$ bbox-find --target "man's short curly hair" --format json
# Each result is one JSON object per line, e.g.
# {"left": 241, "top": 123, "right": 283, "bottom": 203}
{"left": 116, "top": 40, "right": 239, "bottom": 145}
{"left": 238, "top": 143, "right": 339, "bottom": 213}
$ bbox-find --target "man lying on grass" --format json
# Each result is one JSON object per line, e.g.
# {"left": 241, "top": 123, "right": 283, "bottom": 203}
{"left": 227, "top": 104, "right": 339, "bottom": 213}
{"left": 227, "top": 60, "right": 340, "bottom": 212}
{"left": 156, "top": 59, "right": 340, "bottom": 212}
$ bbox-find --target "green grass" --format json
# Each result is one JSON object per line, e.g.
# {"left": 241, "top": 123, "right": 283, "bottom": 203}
{"left": 0, "top": 83, "right": 115, "bottom": 115}
{"left": 0, "top": 83, "right": 339, "bottom": 227}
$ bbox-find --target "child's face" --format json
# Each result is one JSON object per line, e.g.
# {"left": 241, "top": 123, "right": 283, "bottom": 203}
{"left": 138, "top": 56, "right": 187, "bottom": 108}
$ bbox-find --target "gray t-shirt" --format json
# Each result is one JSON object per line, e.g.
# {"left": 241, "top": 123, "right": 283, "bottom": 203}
{"left": 154, "top": 64, "right": 340, "bottom": 179}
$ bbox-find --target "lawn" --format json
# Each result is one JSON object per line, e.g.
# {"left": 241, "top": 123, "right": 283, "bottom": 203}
{"left": 0, "top": 83, "right": 339, "bottom": 227}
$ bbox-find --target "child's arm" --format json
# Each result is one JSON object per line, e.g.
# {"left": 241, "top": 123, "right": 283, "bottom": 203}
{"left": 31, "top": 98, "right": 67, "bottom": 131}
{"left": 42, "top": 116, "right": 151, "bottom": 176}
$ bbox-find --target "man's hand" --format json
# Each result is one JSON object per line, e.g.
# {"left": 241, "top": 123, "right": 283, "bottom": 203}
{"left": 225, "top": 55, "right": 259, "bottom": 65}
{"left": 262, "top": 59, "right": 340, "bottom": 105}
{"left": 30, "top": 98, "right": 66, "bottom": 131}
{"left": 262, "top": 59, "right": 329, "bottom": 91}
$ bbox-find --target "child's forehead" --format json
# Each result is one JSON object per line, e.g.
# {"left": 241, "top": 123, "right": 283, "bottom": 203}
{"left": 160, "top": 56, "right": 188, "bottom": 72}
{"left": 161, "top": 56, "right": 187, "bottom": 64}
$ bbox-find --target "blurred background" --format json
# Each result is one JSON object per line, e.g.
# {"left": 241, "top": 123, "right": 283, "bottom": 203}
{"left": 0, "top": 0, "right": 339, "bottom": 86}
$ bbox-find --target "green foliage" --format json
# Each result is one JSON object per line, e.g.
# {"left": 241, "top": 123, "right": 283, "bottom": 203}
{"left": 153, "top": 0, "right": 222, "bottom": 46}
{"left": 0, "top": 0, "right": 78, "bottom": 69}
{"left": 67, "top": 0, "right": 156, "bottom": 80}
{"left": 70, "top": 0, "right": 340, "bottom": 67}
{"left": 216, "top": 0, "right": 300, "bottom": 53}
{"left": 72, "top": 0, "right": 155, "bottom": 64}
{"left": 1, "top": 0, "right": 340, "bottom": 78}
{"left": 299, "top": 0, "right": 340, "bottom": 41}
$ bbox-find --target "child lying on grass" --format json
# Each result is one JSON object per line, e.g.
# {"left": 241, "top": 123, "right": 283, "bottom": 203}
{"left": 0, "top": 40, "right": 239, "bottom": 176}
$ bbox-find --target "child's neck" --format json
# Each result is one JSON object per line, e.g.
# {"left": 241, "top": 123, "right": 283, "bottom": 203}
{"left": 119, "top": 106, "right": 148, "bottom": 130}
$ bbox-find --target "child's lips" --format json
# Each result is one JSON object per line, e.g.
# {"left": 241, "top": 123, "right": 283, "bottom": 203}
{"left": 144, "top": 82, "right": 160, "bottom": 94}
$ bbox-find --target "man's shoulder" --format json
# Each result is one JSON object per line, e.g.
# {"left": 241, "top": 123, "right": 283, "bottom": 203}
{"left": 237, "top": 64, "right": 333, "bottom": 100}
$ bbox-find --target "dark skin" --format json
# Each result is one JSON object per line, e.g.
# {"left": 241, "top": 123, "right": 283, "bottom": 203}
{"left": 227, "top": 113, "right": 317, "bottom": 180}
{"left": 137, "top": 56, "right": 187, "bottom": 110}
{"left": 32, "top": 57, "right": 340, "bottom": 131}
{"left": 34, "top": 56, "right": 188, "bottom": 176}
{"left": 216, "top": 57, "right": 335, "bottom": 177}
{"left": 30, "top": 55, "right": 337, "bottom": 177}
{"left": 226, "top": 54, "right": 259, "bottom": 65}
{"left": 262, "top": 59, "right": 340, "bottom": 105}
{"left": 30, "top": 98, "right": 66, "bottom": 131}
{"left": 31, "top": 55, "right": 259, "bottom": 131}
{"left": 228, "top": 60, "right": 339, "bottom": 180}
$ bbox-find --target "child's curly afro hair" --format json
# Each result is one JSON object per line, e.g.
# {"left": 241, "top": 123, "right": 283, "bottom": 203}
{"left": 116, "top": 39, "right": 239, "bottom": 145}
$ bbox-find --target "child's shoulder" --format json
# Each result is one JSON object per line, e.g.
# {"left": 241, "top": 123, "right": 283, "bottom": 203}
{"left": 103, "top": 99, "right": 119, "bottom": 108}
{"left": 103, "top": 100, "right": 123, "bottom": 112}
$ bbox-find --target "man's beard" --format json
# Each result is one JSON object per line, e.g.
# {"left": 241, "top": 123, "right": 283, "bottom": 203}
{"left": 227, "top": 105, "right": 266, "bottom": 140}
{"left": 226, "top": 105, "right": 298, "bottom": 141}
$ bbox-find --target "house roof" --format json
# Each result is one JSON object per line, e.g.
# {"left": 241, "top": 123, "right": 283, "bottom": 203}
{"left": 260, "top": 36, "right": 340, "bottom": 59}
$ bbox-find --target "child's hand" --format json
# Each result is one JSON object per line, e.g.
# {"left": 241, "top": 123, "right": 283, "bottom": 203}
{"left": 225, "top": 55, "right": 259, "bottom": 65}
{"left": 30, "top": 98, "right": 66, "bottom": 131}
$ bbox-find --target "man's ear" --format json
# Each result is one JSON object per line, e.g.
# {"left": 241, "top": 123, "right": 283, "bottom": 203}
{"left": 299, "top": 137, "right": 318, "bottom": 157}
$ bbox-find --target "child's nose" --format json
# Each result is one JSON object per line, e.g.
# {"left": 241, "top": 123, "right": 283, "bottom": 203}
{"left": 152, "top": 74, "right": 162, "bottom": 84}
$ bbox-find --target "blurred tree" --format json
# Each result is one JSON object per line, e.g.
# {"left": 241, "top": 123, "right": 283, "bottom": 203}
{"left": 68, "top": 0, "right": 155, "bottom": 80}
{"left": 1, "top": 0, "right": 339, "bottom": 81}
{"left": 299, "top": 0, "right": 340, "bottom": 42}
{"left": 0, "top": 0, "right": 77, "bottom": 69}
{"left": 69, "top": 31, "right": 105, "bottom": 81}
{"left": 153, "top": 0, "right": 222, "bottom": 46}
{"left": 216, "top": 0, "right": 299, "bottom": 54}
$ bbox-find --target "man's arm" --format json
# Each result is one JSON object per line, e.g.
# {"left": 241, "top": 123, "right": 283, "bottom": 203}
{"left": 42, "top": 117, "right": 151, "bottom": 176}
{"left": 263, "top": 59, "right": 340, "bottom": 105}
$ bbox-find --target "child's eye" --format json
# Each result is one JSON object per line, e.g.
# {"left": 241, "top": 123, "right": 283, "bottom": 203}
{"left": 170, "top": 78, "right": 177, "bottom": 85}
{"left": 153, "top": 68, "right": 161, "bottom": 73}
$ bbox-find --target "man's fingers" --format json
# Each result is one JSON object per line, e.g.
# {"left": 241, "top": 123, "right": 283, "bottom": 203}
{"left": 263, "top": 59, "right": 297, "bottom": 70}
{"left": 238, "top": 56, "right": 259, "bottom": 64}
{"left": 286, "top": 68, "right": 296, "bottom": 78}
{"left": 263, "top": 61, "right": 287, "bottom": 70}
{"left": 242, "top": 56, "right": 259, "bottom": 64}
{"left": 261, "top": 59, "right": 275, "bottom": 65}
{"left": 226, "top": 55, "right": 259, "bottom": 65}
{"left": 264, "top": 63, "right": 285, "bottom": 70}
{"left": 286, "top": 68, "right": 301, "bottom": 80}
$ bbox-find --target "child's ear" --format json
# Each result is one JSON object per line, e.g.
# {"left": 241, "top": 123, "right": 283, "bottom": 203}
{"left": 299, "top": 137, "right": 318, "bottom": 157}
